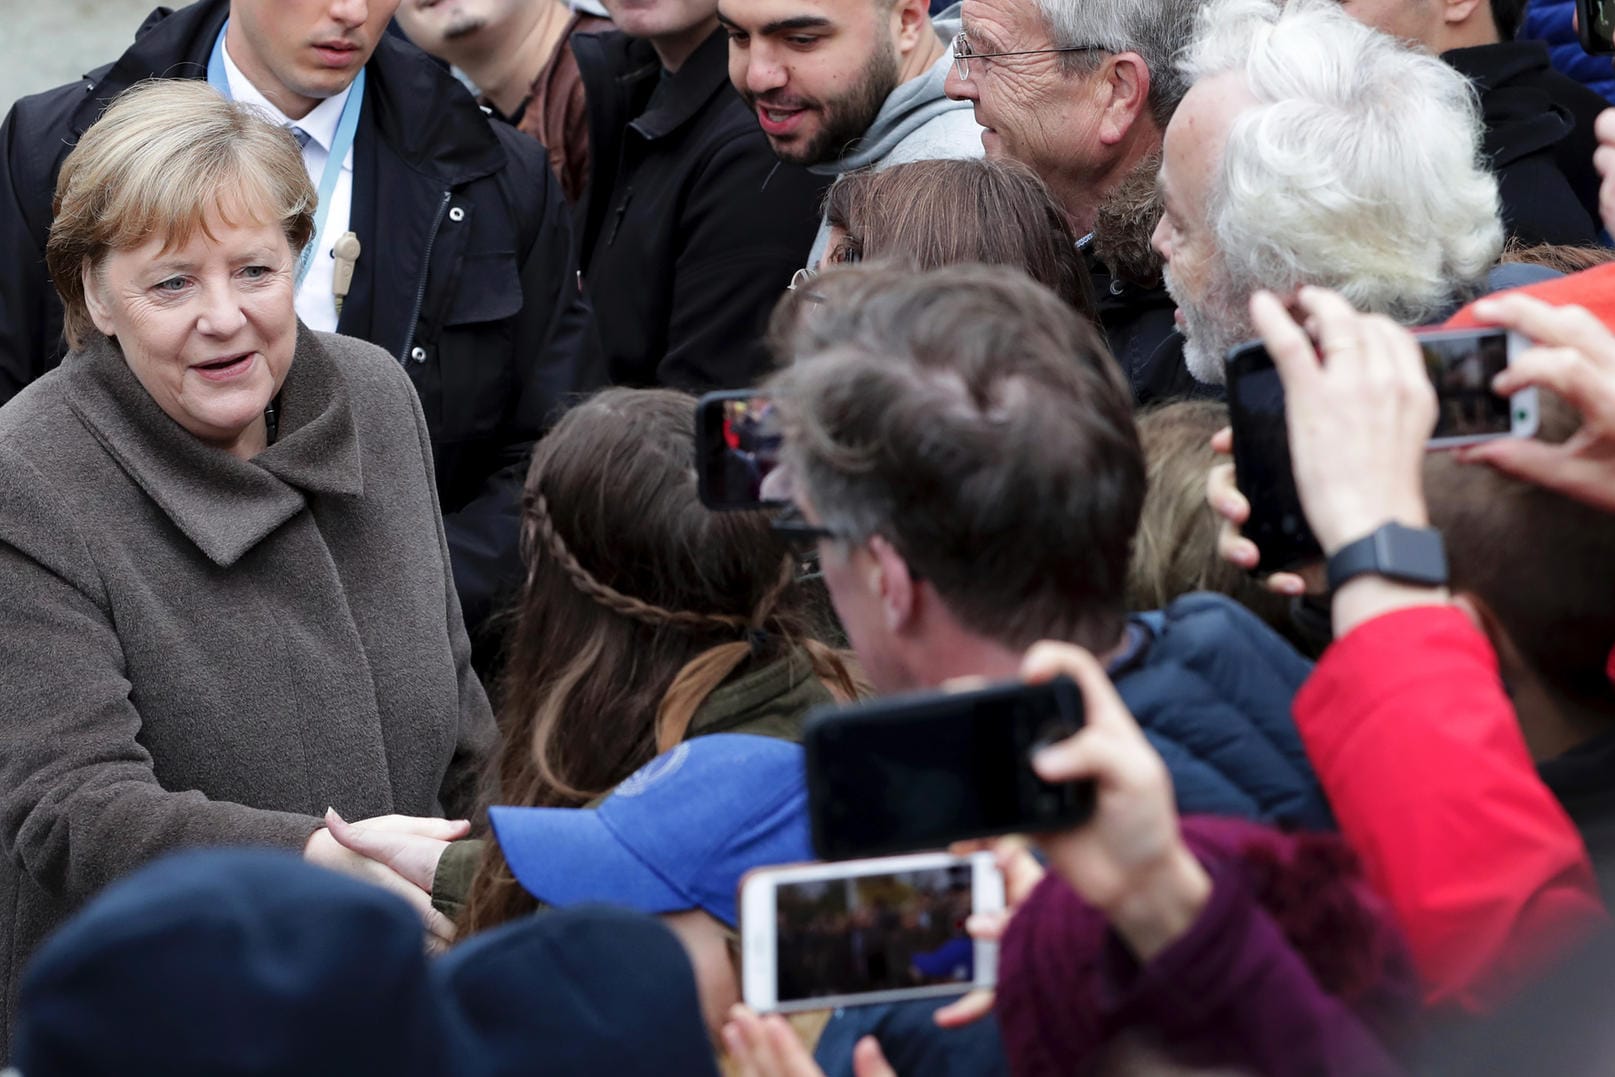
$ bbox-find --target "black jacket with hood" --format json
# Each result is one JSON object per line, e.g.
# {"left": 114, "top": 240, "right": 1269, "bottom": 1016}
{"left": 1445, "top": 41, "right": 1603, "bottom": 245}
{"left": 0, "top": 0, "right": 603, "bottom": 641}
{"left": 573, "top": 27, "right": 825, "bottom": 390}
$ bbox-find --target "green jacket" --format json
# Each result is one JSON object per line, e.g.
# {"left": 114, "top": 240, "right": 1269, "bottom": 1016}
{"left": 432, "top": 650, "right": 835, "bottom": 918}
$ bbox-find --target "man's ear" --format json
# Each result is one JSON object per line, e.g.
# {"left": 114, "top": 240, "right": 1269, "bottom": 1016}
{"left": 1097, "top": 52, "right": 1153, "bottom": 146}
{"left": 81, "top": 261, "right": 117, "bottom": 338}
{"left": 892, "top": 0, "right": 932, "bottom": 55}
{"left": 867, "top": 534, "right": 918, "bottom": 633}
{"left": 1443, "top": 0, "right": 1486, "bottom": 26}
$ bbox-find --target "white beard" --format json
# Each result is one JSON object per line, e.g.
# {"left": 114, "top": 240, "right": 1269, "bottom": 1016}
{"left": 1164, "top": 263, "right": 1251, "bottom": 388}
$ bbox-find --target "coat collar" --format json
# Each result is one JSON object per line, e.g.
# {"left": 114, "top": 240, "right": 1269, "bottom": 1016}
{"left": 64, "top": 325, "right": 363, "bottom": 568}
{"left": 630, "top": 29, "right": 734, "bottom": 141}
{"left": 82, "top": 0, "right": 506, "bottom": 187}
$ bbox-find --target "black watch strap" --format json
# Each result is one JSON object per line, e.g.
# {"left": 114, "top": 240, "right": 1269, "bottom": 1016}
{"left": 1326, "top": 522, "right": 1448, "bottom": 592}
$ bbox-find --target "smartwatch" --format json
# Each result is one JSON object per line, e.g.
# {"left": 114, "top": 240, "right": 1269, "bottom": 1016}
{"left": 1325, "top": 522, "right": 1448, "bottom": 592}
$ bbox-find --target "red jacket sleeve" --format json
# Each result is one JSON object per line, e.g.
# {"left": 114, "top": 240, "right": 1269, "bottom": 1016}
{"left": 1293, "top": 606, "right": 1606, "bottom": 1013}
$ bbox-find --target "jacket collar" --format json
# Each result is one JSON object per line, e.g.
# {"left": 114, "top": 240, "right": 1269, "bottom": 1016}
{"left": 622, "top": 28, "right": 735, "bottom": 142}
{"left": 82, "top": 0, "right": 505, "bottom": 187}
{"left": 64, "top": 325, "right": 363, "bottom": 568}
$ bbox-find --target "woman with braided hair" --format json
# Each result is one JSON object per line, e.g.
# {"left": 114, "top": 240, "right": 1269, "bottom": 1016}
{"left": 353, "top": 387, "right": 864, "bottom": 936}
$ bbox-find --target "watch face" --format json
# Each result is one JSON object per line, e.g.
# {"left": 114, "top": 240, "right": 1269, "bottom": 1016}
{"left": 1377, "top": 524, "right": 1449, "bottom": 586}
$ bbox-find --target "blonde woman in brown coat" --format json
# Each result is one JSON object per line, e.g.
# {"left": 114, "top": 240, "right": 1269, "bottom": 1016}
{"left": 0, "top": 81, "right": 494, "bottom": 1051}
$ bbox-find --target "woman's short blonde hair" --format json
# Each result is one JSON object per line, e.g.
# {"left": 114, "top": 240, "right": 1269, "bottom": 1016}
{"left": 46, "top": 79, "right": 316, "bottom": 349}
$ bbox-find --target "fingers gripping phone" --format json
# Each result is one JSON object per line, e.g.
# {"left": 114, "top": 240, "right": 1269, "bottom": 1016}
{"left": 1224, "top": 326, "right": 1539, "bottom": 575}
{"left": 695, "top": 390, "right": 785, "bottom": 511}
{"left": 803, "top": 677, "right": 1094, "bottom": 861}
{"left": 739, "top": 852, "right": 1005, "bottom": 1014}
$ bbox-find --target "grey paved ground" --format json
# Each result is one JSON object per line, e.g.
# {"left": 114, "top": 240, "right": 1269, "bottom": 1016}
{"left": 1, "top": 0, "right": 158, "bottom": 113}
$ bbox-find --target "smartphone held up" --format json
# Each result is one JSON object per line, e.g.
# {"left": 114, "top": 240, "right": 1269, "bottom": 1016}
{"left": 804, "top": 677, "right": 1094, "bottom": 861}
{"left": 1224, "top": 325, "right": 1539, "bottom": 574}
{"left": 739, "top": 852, "right": 1005, "bottom": 1014}
{"left": 695, "top": 390, "right": 783, "bottom": 511}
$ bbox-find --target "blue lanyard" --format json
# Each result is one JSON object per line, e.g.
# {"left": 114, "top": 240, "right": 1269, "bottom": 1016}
{"left": 207, "top": 22, "right": 364, "bottom": 289}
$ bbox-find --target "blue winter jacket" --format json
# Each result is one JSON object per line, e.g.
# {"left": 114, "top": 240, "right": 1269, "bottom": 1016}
{"left": 1113, "top": 592, "right": 1334, "bottom": 830}
{"left": 1522, "top": 0, "right": 1615, "bottom": 102}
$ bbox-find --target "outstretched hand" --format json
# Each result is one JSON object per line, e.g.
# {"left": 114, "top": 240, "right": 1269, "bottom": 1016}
{"left": 324, "top": 808, "right": 468, "bottom": 892}
{"left": 303, "top": 810, "right": 469, "bottom": 949}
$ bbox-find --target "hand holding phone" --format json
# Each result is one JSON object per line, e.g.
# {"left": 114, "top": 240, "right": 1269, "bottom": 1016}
{"left": 803, "top": 677, "right": 1093, "bottom": 861}
{"left": 1228, "top": 288, "right": 1537, "bottom": 559}
{"left": 1020, "top": 643, "right": 1212, "bottom": 961}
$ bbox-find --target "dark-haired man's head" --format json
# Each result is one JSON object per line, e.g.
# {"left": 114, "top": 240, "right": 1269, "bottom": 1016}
{"left": 720, "top": 0, "right": 937, "bottom": 164}
{"left": 768, "top": 264, "right": 1143, "bottom": 693}
{"left": 1426, "top": 399, "right": 1615, "bottom": 759}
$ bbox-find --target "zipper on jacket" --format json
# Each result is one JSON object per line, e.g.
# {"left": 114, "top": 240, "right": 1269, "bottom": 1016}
{"left": 398, "top": 190, "right": 453, "bottom": 364}
{"left": 607, "top": 187, "right": 634, "bottom": 247}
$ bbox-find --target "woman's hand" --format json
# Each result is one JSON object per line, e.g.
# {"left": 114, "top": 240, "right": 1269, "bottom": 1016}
{"left": 1255, "top": 287, "right": 1437, "bottom": 554}
{"left": 931, "top": 838, "right": 1047, "bottom": 1028}
{"left": 1021, "top": 642, "right": 1211, "bottom": 961}
{"left": 323, "top": 808, "right": 468, "bottom": 892}
{"left": 1205, "top": 447, "right": 1315, "bottom": 597}
{"left": 303, "top": 810, "right": 467, "bottom": 948}
{"left": 724, "top": 1006, "right": 895, "bottom": 1077}
{"left": 1459, "top": 293, "right": 1615, "bottom": 514}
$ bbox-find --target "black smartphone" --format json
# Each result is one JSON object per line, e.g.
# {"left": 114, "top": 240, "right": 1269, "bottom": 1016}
{"left": 803, "top": 677, "right": 1093, "bottom": 861}
{"left": 1579, "top": 0, "right": 1615, "bottom": 53}
{"left": 695, "top": 390, "right": 785, "bottom": 511}
{"left": 1224, "top": 340, "right": 1323, "bottom": 576}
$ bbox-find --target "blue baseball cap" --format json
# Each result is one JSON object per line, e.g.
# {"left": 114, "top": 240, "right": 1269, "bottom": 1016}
{"left": 489, "top": 734, "right": 811, "bottom": 927}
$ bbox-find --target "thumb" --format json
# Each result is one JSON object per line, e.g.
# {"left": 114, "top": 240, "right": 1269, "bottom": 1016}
{"left": 1459, "top": 436, "right": 1567, "bottom": 488}
{"left": 325, "top": 808, "right": 404, "bottom": 862}
{"left": 852, "top": 1037, "right": 897, "bottom": 1077}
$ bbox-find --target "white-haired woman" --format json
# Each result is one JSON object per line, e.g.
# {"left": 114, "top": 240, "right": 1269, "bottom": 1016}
{"left": 0, "top": 80, "right": 493, "bottom": 1042}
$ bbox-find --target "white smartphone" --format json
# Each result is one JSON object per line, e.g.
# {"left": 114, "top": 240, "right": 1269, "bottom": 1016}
{"left": 738, "top": 851, "right": 1005, "bottom": 1015}
{"left": 1413, "top": 327, "right": 1539, "bottom": 449}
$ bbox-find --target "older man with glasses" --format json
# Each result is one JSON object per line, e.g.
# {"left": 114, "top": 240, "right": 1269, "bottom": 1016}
{"left": 944, "top": 0, "right": 1208, "bottom": 406}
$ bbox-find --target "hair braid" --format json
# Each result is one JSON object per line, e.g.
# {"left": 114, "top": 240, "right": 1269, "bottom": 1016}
{"left": 528, "top": 490, "right": 751, "bottom": 632}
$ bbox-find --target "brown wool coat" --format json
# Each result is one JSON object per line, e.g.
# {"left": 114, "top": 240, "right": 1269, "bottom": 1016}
{"left": 0, "top": 327, "right": 496, "bottom": 1052}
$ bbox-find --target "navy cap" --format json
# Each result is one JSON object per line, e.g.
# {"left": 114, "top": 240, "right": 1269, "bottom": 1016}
{"left": 12, "top": 850, "right": 720, "bottom": 1077}
{"left": 12, "top": 848, "right": 446, "bottom": 1075}
{"left": 437, "top": 904, "right": 719, "bottom": 1076}
{"left": 489, "top": 734, "right": 811, "bottom": 927}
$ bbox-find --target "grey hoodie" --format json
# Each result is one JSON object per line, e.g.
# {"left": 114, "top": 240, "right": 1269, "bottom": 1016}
{"left": 805, "top": 4, "right": 985, "bottom": 264}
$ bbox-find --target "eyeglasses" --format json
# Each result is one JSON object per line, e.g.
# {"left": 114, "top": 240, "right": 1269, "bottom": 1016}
{"left": 770, "top": 502, "right": 841, "bottom": 559}
{"left": 950, "top": 31, "right": 1108, "bottom": 80}
{"left": 788, "top": 266, "right": 816, "bottom": 291}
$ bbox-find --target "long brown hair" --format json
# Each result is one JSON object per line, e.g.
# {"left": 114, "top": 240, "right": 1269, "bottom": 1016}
{"left": 461, "top": 388, "right": 861, "bottom": 936}
{"left": 821, "top": 157, "right": 1097, "bottom": 323}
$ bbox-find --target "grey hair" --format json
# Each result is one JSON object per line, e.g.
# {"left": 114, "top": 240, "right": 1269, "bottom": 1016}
{"left": 767, "top": 264, "right": 1144, "bottom": 654}
{"left": 1032, "top": 0, "right": 1202, "bottom": 122}
{"left": 1179, "top": 0, "right": 1503, "bottom": 325}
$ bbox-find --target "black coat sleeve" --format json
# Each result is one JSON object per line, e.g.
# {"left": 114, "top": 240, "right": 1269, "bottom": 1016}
{"left": 0, "top": 88, "right": 76, "bottom": 404}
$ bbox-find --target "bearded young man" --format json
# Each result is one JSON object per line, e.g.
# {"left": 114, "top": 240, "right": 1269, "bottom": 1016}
{"left": 571, "top": 0, "right": 826, "bottom": 390}
{"left": 718, "top": 0, "right": 983, "bottom": 265}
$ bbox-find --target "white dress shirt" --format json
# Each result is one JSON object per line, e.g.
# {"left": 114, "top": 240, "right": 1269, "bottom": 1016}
{"left": 221, "top": 41, "right": 355, "bottom": 334}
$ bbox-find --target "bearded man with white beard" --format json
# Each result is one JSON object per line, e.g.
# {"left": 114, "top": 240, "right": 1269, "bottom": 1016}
{"left": 1152, "top": 0, "right": 1519, "bottom": 390}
